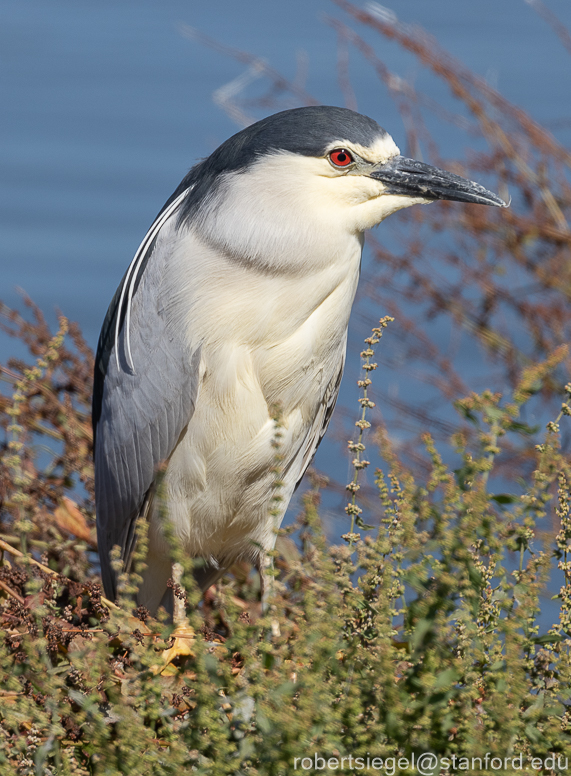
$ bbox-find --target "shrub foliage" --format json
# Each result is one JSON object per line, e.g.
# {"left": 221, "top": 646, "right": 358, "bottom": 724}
{"left": 1, "top": 311, "right": 571, "bottom": 774}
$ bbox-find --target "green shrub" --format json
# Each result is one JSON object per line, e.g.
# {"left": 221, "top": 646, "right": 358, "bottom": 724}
{"left": 1, "top": 314, "right": 570, "bottom": 775}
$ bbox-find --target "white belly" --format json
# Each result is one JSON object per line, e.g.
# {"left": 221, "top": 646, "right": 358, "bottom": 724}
{"left": 144, "top": 226, "right": 363, "bottom": 584}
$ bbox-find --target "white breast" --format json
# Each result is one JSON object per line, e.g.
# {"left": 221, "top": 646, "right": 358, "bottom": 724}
{"left": 150, "top": 223, "right": 363, "bottom": 565}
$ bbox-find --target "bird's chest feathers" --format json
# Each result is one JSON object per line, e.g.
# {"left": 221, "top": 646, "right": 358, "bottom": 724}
{"left": 166, "top": 228, "right": 361, "bottom": 506}
{"left": 191, "top": 232, "right": 361, "bottom": 409}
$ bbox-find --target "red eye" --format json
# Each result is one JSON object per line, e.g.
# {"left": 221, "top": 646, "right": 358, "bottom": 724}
{"left": 329, "top": 148, "right": 354, "bottom": 167}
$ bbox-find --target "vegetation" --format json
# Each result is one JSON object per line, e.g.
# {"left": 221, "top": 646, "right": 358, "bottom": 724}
{"left": 1, "top": 3, "right": 571, "bottom": 774}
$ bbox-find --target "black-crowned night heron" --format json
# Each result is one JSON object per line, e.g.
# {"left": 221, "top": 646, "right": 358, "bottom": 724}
{"left": 93, "top": 106, "right": 505, "bottom": 649}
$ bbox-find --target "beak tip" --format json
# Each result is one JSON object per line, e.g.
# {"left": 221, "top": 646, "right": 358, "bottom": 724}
{"left": 488, "top": 193, "right": 509, "bottom": 209}
{"left": 372, "top": 155, "right": 510, "bottom": 210}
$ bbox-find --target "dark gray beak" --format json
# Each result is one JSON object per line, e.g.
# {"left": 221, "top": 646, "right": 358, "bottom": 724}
{"left": 370, "top": 155, "right": 507, "bottom": 207}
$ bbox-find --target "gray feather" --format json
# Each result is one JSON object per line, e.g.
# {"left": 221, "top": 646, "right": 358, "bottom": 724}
{"left": 292, "top": 356, "right": 345, "bottom": 492}
{"left": 94, "top": 218, "right": 200, "bottom": 601}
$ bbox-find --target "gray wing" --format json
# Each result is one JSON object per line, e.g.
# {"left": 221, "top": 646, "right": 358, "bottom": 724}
{"left": 291, "top": 355, "right": 345, "bottom": 492}
{"left": 93, "top": 190, "right": 200, "bottom": 601}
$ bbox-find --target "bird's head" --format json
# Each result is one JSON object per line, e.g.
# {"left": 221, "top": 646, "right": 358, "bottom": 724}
{"left": 181, "top": 106, "right": 506, "bottom": 269}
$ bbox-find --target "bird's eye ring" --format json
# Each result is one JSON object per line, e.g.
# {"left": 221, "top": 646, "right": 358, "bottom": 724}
{"left": 328, "top": 149, "right": 354, "bottom": 167}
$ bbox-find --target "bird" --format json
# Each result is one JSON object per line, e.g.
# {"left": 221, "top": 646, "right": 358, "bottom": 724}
{"left": 93, "top": 105, "right": 505, "bottom": 641}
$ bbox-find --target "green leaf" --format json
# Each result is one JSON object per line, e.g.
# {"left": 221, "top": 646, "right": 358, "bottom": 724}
{"left": 270, "top": 681, "right": 296, "bottom": 699}
{"left": 239, "top": 736, "right": 256, "bottom": 761}
{"left": 433, "top": 668, "right": 459, "bottom": 689}
{"left": 455, "top": 402, "right": 479, "bottom": 424}
{"left": 468, "top": 563, "right": 484, "bottom": 588}
{"left": 410, "top": 618, "right": 432, "bottom": 651}
{"left": 491, "top": 493, "right": 518, "bottom": 505}
{"left": 262, "top": 651, "right": 275, "bottom": 670}
{"left": 532, "top": 633, "right": 563, "bottom": 644}
{"left": 256, "top": 708, "right": 272, "bottom": 734}
{"left": 506, "top": 420, "right": 540, "bottom": 435}
{"left": 524, "top": 724, "right": 545, "bottom": 744}
{"left": 355, "top": 515, "right": 375, "bottom": 530}
{"left": 454, "top": 464, "right": 476, "bottom": 491}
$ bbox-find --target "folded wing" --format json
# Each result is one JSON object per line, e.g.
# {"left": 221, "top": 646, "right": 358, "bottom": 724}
{"left": 93, "top": 192, "right": 200, "bottom": 600}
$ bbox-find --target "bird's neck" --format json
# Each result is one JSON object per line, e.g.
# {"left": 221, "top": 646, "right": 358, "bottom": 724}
{"left": 192, "top": 166, "right": 362, "bottom": 277}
